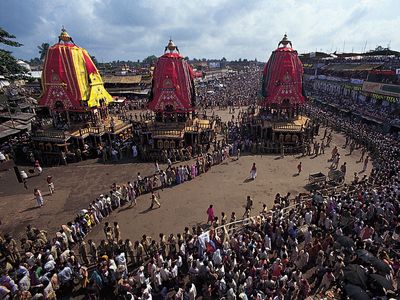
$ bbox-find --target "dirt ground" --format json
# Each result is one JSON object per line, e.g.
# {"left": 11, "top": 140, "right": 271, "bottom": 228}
{"left": 0, "top": 110, "right": 371, "bottom": 246}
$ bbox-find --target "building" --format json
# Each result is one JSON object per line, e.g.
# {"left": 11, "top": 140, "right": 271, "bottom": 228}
{"left": 245, "top": 34, "right": 312, "bottom": 152}
{"left": 142, "top": 39, "right": 214, "bottom": 161}
{"left": 32, "top": 28, "right": 132, "bottom": 164}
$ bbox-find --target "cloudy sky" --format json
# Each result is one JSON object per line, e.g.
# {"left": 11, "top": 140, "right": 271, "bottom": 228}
{"left": 1, "top": 0, "right": 399, "bottom": 62}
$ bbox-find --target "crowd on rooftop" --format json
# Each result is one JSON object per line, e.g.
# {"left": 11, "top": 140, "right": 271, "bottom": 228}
{"left": 310, "top": 81, "right": 400, "bottom": 124}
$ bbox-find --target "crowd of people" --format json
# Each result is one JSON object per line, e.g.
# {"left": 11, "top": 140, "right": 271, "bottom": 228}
{"left": 1, "top": 73, "right": 400, "bottom": 299}
{"left": 196, "top": 66, "right": 261, "bottom": 109}
{"left": 0, "top": 136, "right": 238, "bottom": 299}
{"left": 311, "top": 82, "right": 397, "bottom": 123}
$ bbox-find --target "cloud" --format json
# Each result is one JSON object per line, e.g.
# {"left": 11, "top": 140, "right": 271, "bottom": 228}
{"left": 0, "top": 0, "right": 399, "bottom": 61}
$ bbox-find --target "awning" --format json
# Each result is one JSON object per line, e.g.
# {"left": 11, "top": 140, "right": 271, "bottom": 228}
{"left": 0, "top": 125, "right": 20, "bottom": 139}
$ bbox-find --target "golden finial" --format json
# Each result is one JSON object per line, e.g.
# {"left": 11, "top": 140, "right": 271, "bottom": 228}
{"left": 58, "top": 26, "right": 75, "bottom": 44}
{"left": 165, "top": 38, "right": 180, "bottom": 53}
{"left": 278, "top": 33, "right": 292, "bottom": 48}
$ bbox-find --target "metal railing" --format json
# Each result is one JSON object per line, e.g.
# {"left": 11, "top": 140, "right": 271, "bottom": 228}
{"left": 32, "top": 130, "right": 67, "bottom": 139}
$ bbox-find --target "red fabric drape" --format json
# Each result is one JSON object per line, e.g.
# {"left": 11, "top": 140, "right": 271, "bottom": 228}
{"left": 261, "top": 47, "right": 305, "bottom": 107}
{"left": 148, "top": 53, "right": 194, "bottom": 112}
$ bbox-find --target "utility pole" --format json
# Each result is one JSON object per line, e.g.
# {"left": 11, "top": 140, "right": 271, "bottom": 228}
{"left": 363, "top": 41, "right": 368, "bottom": 53}
{"left": 5, "top": 87, "right": 16, "bottom": 129}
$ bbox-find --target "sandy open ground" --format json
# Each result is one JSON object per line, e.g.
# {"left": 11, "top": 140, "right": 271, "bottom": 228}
{"left": 0, "top": 111, "right": 371, "bottom": 246}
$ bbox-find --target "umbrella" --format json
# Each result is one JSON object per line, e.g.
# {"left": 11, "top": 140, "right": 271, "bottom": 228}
{"left": 369, "top": 257, "right": 391, "bottom": 275}
{"left": 336, "top": 235, "right": 355, "bottom": 249}
{"left": 356, "top": 249, "right": 391, "bottom": 275}
{"left": 343, "top": 284, "right": 371, "bottom": 300}
{"left": 343, "top": 264, "right": 368, "bottom": 289}
{"left": 78, "top": 209, "right": 88, "bottom": 216}
{"left": 369, "top": 273, "right": 394, "bottom": 291}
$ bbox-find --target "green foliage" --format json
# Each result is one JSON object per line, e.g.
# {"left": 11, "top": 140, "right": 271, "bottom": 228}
{"left": 37, "top": 42, "right": 50, "bottom": 60}
{"left": 0, "top": 49, "right": 27, "bottom": 75}
{"left": 0, "top": 27, "right": 26, "bottom": 77}
{"left": 0, "top": 27, "right": 23, "bottom": 47}
{"left": 142, "top": 55, "right": 158, "bottom": 65}
{"left": 29, "top": 57, "right": 41, "bottom": 65}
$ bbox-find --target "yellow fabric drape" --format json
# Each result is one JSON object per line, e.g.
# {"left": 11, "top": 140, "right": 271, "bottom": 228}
{"left": 71, "top": 47, "right": 113, "bottom": 107}
{"left": 71, "top": 46, "right": 90, "bottom": 101}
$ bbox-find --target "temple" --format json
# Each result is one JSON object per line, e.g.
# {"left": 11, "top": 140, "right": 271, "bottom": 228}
{"left": 39, "top": 28, "right": 112, "bottom": 116}
{"left": 148, "top": 39, "right": 196, "bottom": 122}
{"left": 242, "top": 34, "right": 315, "bottom": 153}
{"left": 261, "top": 34, "right": 306, "bottom": 117}
{"left": 32, "top": 28, "right": 132, "bottom": 164}
{"left": 140, "top": 39, "right": 214, "bottom": 161}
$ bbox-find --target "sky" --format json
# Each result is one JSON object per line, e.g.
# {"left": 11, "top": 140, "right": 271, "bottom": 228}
{"left": 1, "top": 0, "right": 399, "bottom": 62}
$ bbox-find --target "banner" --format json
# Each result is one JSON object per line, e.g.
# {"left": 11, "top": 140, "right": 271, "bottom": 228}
{"left": 362, "top": 81, "right": 400, "bottom": 97}
{"left": 350, "top": 78, "right": 364, "bottom": 85}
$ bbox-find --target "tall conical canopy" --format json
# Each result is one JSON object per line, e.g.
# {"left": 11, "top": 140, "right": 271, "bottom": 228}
{"left": 39, "top": 28, "right": 112, "bottom": 111}
{"left": 148, "top": 39, "right": 195, "bottom": 113}
{"left": 261, "top": 34, "right": 305, "bottom": 107}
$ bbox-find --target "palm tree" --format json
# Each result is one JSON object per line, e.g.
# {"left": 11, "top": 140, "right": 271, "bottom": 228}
{"left": 0, "top": 27, "right": 22, "bottom": 47}
{"left": 38, "top": 43, "right": 50, "bottom": 60}
{"left": 0, "top": 27, "right": 26, "bottom": 76}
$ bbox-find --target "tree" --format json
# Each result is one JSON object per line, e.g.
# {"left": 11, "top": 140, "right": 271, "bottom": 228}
{"left": 0, "top": 27, "right": 27, "bottom": 76}
{"left": 37, "top": 43, "right": 50, "bottom": 60}
{"left": 29, "top": 57, "right": 41, "bottom": 65}
{"left": 90, "top": 55, "right": 98, "bottom": 66}
{"left": 143, "top": 55, "right": 157, "bottom": 65}
{"left": 0, "top": 27, "right": 22, "bottom": 47}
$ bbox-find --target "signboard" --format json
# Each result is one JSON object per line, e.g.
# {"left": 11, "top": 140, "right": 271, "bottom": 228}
{"left": 350, "top": 78, "right": 364, "bottom": 85}
{"left": 208, "top": 62, "right": 220, "bottom": 69}
{"left": 396, "top": 68, "right": 400, "bottom": 75}
{"left": 317, "top": 75, "right": 347, "bottom": 82}
{"left": 362, "top": 81, "right": 400, "bottom": 97}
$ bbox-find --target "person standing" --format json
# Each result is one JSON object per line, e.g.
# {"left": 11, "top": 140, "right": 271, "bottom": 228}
{"left": 79, "top": 241, "right": 89, "bottom": 265}
{"left": 127, "top": 181, "right": 136, "bottom": 206}
{"left": 362, "top": 156, "right": 369, "bottom": 172}
{"left": 320, "top": 141, "right": 325, "bottom": 154}
{"left": 359, "top": 147, "right": 366, "bottom": 162}
{"left": 88, "top": 240, "right": 98, "bottom": 263}
{"left": 20, "top": 170, "right": 28, "bottom": 189}
{"left": 0, "top": 151, "right": 6, "bottom": 163}
{"left": 221, "top": 212, "right": 227, "bottom": 225}
{"left": 243, "top": 196, "right": 253, "bottom": 218}
{"left": 113, "top": 222, "right": 121, "bottom": 242}
{"left": 149, "top": 192, "right": 161, "bottom": 209}
{"left": 297, "top": 162, "right": 302, "bottom": 175}
{"left": 206, "top": 205, "right": 215, "bottom": 225}
{"left": 34, "top": 160, "right": 42, "bottom": 175}
{"left": 132, "top": 144, "right": 138, "bottom": 158}
{"left": 340, "top": 162, "right": 347, "bottom": 177}
{"left": 155, "top": 160, "right": 161, "bottom": 174}
{"left": 250, "top": 162, "right": 257, "bottom": 180}
{"left": 47, "top": 176, "right": 55, "bottom": 195}
{"left": 34, "top": 188, "right": 44, "bottom": 207}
